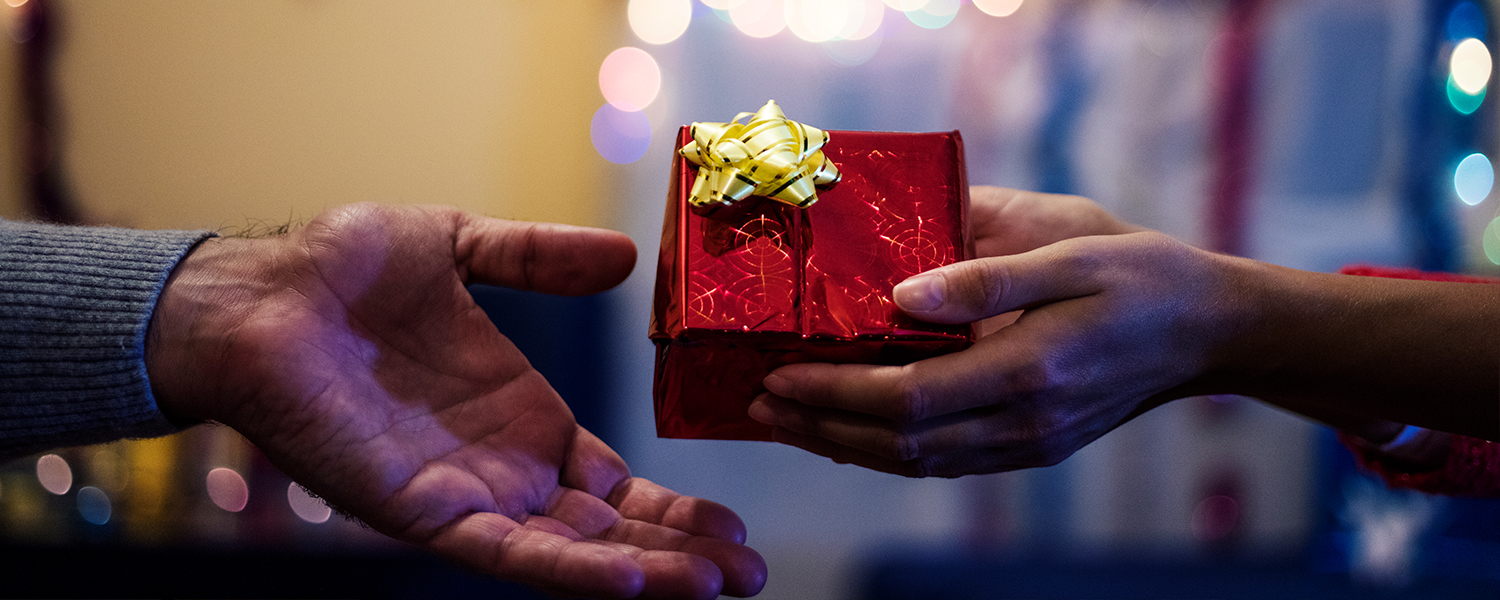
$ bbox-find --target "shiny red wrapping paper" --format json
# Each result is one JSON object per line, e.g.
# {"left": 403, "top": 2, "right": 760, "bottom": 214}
{"left": 649, "top": 127, "right": 975, "bottom": 440}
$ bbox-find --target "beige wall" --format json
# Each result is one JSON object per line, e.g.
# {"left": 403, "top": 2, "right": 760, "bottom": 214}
{"left": 0, "top": 6, "right": 21, "bottom": 221}
{"left": 47, "top": 0, "right": 620, "bottom": 231}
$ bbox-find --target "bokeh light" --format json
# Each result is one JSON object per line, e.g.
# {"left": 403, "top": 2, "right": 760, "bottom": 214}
{"left": 1447, "top": 1, "right": 1485, "bottom": 42}
{"left": 701, "top": 0, "right": 745, "bottom": 9}
{"left": 287, "top": 482, "right": 332, "bottom": 524}
{"left": 89, "top": 447, "right": 128, "bottom": 493}
{"left": 592, "top": 104, "right": 653, "bottom": 164}
{"left": 731, "top": 0, "right": 787, "bottom": 38}
{"left": 787, "top": 0, "right": 848, "bottom": 43}
{"left": 629, "top": 0, "right": 693, "bottom": 45}
{"left": 1482, "top": 216, "right": 1500, "bottom": 264}
{"left": 841, "top": 0, "right": 884, "bottom": 40}
{"left": 1451, "top": 38, "right": 1492, "bottom": 94}
{"left": 36, "top": 454, "right": 71, "bottom": 495}
{"left": 1447, "top": 74, "right": 1487, "bottom": 114}
{"left": 884, "top": 0, "right": 930, "bottom": 11}
{"left": 206, "top": 467, "right": 249, "bottom": 512}
{"left": 600, "top": 47, "right": 662, "bottom": 111}
{"left": 974, "top": 0, "right": 1024, "bottom": 17}
{"left": 1190, "top": 494, "right": 1241, "bottom": 542}
{"left": 906, "top": 0, "right": 959, "bottom": 29}
{"left": 76, "top": 486, "right": 111, "bottom": 525}
{"left": 1455, "top": 152, "right": 1494, "bottom": 206}
{"left": 824, "top": 34, "right": 883, "bottom": 66}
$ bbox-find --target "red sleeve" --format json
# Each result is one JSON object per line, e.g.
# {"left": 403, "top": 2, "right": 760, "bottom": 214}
{"left": 1339, "top": 431, "right": 1500, "bottom": 497}
{"left": 1334, "top": 265, "right": 1500, "bottom": 497}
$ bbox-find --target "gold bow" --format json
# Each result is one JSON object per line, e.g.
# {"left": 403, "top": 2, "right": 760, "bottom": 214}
{"left": 679, "top": 100, "right": 841, "bottom": 208}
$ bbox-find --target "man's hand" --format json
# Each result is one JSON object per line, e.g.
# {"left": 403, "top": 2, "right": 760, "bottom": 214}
{"left": 146, "top": 204, "right": 766, "bottom": 599}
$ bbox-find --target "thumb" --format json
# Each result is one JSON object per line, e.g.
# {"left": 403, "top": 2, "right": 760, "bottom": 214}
{"left": 458, "top": 214, "right": 637, "bottom": 296}
{"left": 892, "top": 242, "right": 1102, "bottom": 324}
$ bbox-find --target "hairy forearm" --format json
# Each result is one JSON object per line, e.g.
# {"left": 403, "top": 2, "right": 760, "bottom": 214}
{"left": 1208, "top": 256, "right": 1500, "bottom": 440}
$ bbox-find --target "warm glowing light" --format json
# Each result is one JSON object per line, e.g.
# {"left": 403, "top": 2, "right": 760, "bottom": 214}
{"left": 907, "top": 0, "right": 959, "bottom": 29}
{"left": 288, "top": 482, "right": 332, "bottom": 524}
{"left": 592, "top": 104, "right": 653, "bottom": 164}
{"left": 701, "top": 0, "right": 745, "bottom": 8}
{"left": 1451, "top": 38, "right": 1492, "bottom": 94}
{"left": 1455, "top": 153, "right": 1494, "bottom": 206}
{"left": 4, "top": 0, "right": 29, "bottom": 8}
{"left": 206, "top": 467, "right": 249, "bottom": 513}
{"left": 1191, "top": 495, "right": 1240, "bottom": 542}
{"left": 630, "top": 0, "right": 693, "bottom": 45}
{"left": 731, "top": 0, "right": 787, "bottom": 38}
{"left": 600, "top": 47, "right": 662, "bottom": 111}
{"left": 1447, "top": 74, "right": 1486, "bottom": 114}
{"left": 1483, "top": 216, "right": 1500, "bottom": 265}
{"left": 809, "top": 0, "right": 853, "bottom": 42}
{"left": 77, "top": 486, "right": 112, "bottom": 525}
{"left": 89, "top": 448, "right": 128, "bottom": 493}
{"left": 36, "top": 454, "right": 71, "bottom": 495}
{"left": 840, "top": 0, "right": 883, "bottom": 41}
{"left": 884, "top": 0, "right": 930, "bottom": 11}
{"left": 824, "top": 35, "right": 883, "bottom": 66}
{"left": 974, "top": 0, "right": 1024, "bottom": 17}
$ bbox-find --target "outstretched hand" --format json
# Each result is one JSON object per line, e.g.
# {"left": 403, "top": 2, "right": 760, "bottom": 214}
{"left": 146, "top": 204, "right": 766, "bottom": 599}
{"left": 749, "top": 186, "right": 1232, "bottom": 477}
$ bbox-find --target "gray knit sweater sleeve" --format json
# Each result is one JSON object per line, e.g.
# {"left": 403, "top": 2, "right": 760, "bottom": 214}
{"left": 0, "top": 218, "right": 215, "bottom": 461}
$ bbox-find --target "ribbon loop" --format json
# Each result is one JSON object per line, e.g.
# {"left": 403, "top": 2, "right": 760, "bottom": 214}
{"left": 679, "top": 100, "right": 842, "bottom": 208}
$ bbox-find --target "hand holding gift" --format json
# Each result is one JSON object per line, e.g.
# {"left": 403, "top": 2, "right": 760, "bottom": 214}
{"left": 750, "top": 186, "right": 1500, "bottom": 479}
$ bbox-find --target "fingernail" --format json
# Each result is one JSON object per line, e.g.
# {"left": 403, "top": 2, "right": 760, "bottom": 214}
{"left": 894, "top": 273, "right": 945, "bottom": 312}
{"left": 748, "top": 400, "right": 776, "bottom": 424}
{"left": 763, "top": 373, "right": 796, "bottom": 397}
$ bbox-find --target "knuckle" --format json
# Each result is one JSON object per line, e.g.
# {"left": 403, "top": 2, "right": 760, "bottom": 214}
{"left": 1006, "top": 354, "right": 1060, "bottom": 400}
{"left": 883, "top": 430, "right": 921, "bottom": 462}
{"left": 887, "top": 371, "right": 929, "bottom": 422}
{"left": 903, "top": 456, "right": 939, "bottom": 479}
{"left": 949, "top": 260, "right": 1011, "bottom": 315}
{"left": 1011, "top": 413, "right": 1078, "bottom": 468}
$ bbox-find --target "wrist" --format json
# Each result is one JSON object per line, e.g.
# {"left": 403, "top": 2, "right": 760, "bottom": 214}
{"left": 146, "top": 235, "right": 283, "bottom": 423}
{"left": 1175, "top": 251, "right": 1280, "bottom": 397}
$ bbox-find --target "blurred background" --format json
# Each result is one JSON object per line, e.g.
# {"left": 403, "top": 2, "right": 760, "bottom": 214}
{"left": 2, "top": 0, "right": 1499, "bottom": 597}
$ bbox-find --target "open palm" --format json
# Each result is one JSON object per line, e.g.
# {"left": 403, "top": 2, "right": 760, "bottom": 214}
{"left": 148, "top": 204, "right": 765, "bottom": 599}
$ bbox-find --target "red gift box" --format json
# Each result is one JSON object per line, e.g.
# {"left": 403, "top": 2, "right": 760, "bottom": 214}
{"left": 649, "top": 126, "right": 975, "bottom": 440}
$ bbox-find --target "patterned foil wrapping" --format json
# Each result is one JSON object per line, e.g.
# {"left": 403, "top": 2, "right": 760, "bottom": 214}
{"left": 650, "top": 128, "right": 975, "bottom": 440}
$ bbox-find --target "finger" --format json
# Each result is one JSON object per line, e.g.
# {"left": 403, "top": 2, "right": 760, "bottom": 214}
{"left": 770, "top": 428, "right": 1019, "bottom": 478}
{"left": 608, "top": 478, "right": 748, "bottom": 544}
{"left": 637, "top": 551, "right": 726, "bottom": 600}
{"left": 609, "top": 479, "right": 766, "bottom": 597}
{"left": 457, "top": 214, "right": 637, "bottom": 296}
{"left": 766, "top": 358, "right": 1007, "bottom": 423}
{"left": 766, "top": 317, "right": 1075, "bottom": 422}
{"left": 559, "top": 427, "right": 633, "bottom": 499}
{"left": 892, "top": 240, "right": 1105, "bottom": 324}
{"left": 426, "top": 512, "right": 644, "bottom": 599}
{"left": 514, "top": 524, "right": 729, "bottom": 600}
{"left": 751, "top": 395, "right": 1061, "bottom": 468}
{"left": 602, "top": 519, "right": 767, "bottom": 598}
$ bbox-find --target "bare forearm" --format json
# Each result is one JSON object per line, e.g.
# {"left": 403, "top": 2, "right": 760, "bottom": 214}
{"left": 1207, "top": 257, "right": 1500, "bottom": 440}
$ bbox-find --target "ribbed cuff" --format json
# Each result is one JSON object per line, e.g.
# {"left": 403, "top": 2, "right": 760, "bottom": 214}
{"left": 0, "top": 219, "right": 215, "bottom": 461}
